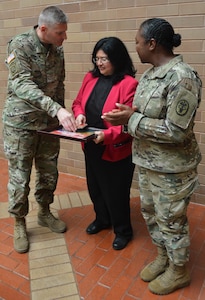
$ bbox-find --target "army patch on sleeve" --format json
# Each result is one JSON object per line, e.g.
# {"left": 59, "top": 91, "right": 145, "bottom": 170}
{"left": 176, "top": 100, "right": 189, "bottom": 116}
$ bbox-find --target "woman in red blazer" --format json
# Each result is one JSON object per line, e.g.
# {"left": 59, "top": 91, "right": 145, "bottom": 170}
{"left": 72, "top": 37, "right": 138, "bottom": 250}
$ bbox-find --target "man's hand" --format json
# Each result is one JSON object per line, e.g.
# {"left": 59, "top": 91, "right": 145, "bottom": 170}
{"left": 102, "top": 103, "right": 137, "bottom": 125}
{"left": 57, "top": 108, "right": 77, "bottom": 131}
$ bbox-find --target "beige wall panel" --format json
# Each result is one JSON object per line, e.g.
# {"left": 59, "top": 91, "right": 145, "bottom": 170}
{"left": 0, "top": 0, "right": 204, "bottom": 204}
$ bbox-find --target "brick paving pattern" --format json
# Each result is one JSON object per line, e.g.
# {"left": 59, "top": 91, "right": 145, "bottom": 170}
{"left": 0, "top": 158, "right": 205, "bottom": 300}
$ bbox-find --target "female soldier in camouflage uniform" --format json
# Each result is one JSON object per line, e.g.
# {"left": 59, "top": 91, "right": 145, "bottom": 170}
{"left": 103, "top": 18, "right": 202, "bottom": 295}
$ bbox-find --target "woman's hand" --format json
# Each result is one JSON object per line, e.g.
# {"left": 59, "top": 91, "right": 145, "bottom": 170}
{"left": 75, "top": 114, "right": 87, "bottom": 128}
{"left": 94, "top": 131, "right": 104, "bottom": 144}
{"left": 102, "top": 103, "right": 137, "bottom": 125}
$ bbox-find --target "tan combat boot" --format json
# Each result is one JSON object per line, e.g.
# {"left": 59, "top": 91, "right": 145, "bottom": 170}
{"left": 148, "top": 261, "right": 191, "bottom": 295}
{"left": 140, "top": 247, "right": 168, "bottom": 282}
{"left": 38, "top": 203, "right": 66, "bottom": 233}
{"left": 14, "top": 217, "right": 29, "bottom": 253}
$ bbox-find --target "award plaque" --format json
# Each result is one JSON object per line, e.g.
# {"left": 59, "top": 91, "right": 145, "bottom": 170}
{"left": 38, "top": 125, "right": 97, "bottom": 142}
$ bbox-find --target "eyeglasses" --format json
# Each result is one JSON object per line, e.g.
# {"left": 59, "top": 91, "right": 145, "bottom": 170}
{"left": 92, "top": 57, "right": 110, "bottom": 64}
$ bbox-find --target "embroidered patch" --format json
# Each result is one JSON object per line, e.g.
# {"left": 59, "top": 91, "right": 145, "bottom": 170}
{"left": 6, "top": 52, "right": 15, "bottom": 64}
{"left": 176, "top": 100, "right": 189, "bottom": 116}
{"left": 10, "top": 64, "right": 17, "bottom": 76}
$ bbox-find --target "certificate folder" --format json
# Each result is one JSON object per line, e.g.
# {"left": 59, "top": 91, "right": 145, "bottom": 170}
{"left": 38, "top": 125, "right": 97, "bottom": 142}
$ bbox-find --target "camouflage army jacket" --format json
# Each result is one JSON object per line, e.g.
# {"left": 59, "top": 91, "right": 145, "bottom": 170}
{"left": 128, "top": 55, "right": 202, "bottom": 173}
{"left": 2, "top": 26, "right": 65, "bottom": 130}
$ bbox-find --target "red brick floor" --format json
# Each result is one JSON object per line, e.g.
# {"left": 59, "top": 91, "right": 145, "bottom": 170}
{"left": 0, "top": 157, "right": 205, "bottom": 299}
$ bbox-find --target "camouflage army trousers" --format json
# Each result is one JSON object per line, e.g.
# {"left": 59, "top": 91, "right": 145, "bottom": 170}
{"left": 3, "top": 125, "right": 60, "bottom": 218}
{"left": 138, "top": 166, "right": 199, "bottom": 266}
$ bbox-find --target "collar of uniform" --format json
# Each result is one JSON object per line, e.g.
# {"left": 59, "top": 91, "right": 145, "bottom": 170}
{"left": 146, "top": 54, "right": 183, "bottom": 79}
{"left": 31, "top": 25, "right": 55, "bottom": 55}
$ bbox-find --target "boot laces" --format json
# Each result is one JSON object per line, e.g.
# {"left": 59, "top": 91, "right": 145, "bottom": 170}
{"left": 15, "top": 221, "right": 27, "bottom": 238}
{"left": 46, "top": 211, "right": 58, "bottom": 223}
{"left": 159, "top": 265, "right": 173, "bottom": 284}
{"left": 150, "top": 254, "right": 167, "bottom": 269}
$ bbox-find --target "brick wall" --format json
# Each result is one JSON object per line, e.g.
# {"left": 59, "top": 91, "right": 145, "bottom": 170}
{"left": 0, "top": 0, "right": 205, "bottom": 204}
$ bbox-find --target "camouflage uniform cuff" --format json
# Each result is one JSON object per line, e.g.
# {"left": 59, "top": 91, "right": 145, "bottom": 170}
{"left": 128, "top": 112, "right": 144, "bottom": 137}
{"left": 48, "top": 102, "right": 62, "bottom": 118}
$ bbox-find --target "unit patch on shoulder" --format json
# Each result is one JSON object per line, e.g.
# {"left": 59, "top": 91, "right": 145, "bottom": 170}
{"left": 6, "top": 52, "right": 15, "bottom": 64}
{"left": 176, "top": 100, "right": 189, "bottom": 116}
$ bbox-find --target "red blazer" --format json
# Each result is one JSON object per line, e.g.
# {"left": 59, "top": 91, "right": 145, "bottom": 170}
{"left": 72, "top": 72, "right": 138, "bottom": 162}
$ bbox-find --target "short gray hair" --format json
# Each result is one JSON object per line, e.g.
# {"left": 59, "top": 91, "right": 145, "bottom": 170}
{"left": 38, "top": 6, "right": 68, "bottom": 27}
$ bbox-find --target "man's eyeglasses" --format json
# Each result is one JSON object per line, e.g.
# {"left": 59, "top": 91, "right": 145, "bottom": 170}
{"left": 92, "top": 57, "right": 110, "bottom": 64}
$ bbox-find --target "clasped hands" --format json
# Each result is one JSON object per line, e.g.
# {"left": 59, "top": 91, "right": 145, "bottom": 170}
{"left": 102, "top": 103, "right": 137, "bottom": 125}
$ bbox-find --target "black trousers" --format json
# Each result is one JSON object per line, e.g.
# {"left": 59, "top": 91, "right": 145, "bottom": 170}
{"left": 84, "top": 142, "right": 134, "bottom": 238}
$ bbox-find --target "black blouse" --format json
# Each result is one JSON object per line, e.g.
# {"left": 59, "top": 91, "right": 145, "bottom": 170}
{"left": 85, "top": 75, "right": 113, "bottom": 129}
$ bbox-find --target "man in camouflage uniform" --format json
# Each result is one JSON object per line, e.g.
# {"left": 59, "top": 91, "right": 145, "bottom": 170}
{"left": 103, "top": 18, "right": 202, "bottom": 295}
{"left": 2, "top": 6, "right": 76, "bottom": 253}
